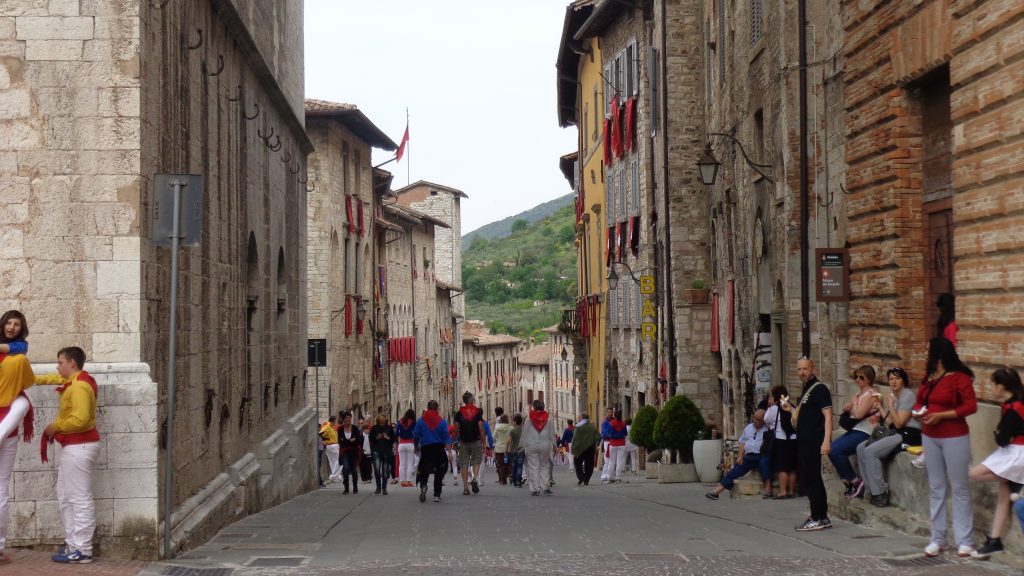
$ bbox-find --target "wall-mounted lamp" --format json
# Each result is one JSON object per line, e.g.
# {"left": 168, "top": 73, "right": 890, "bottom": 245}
{"left": 356, "top": 300, "right": 368, "bottom": 321}
{"left": 697, "top": 132, "right": 774, "bottom": 186}
{"left": 560, "top": 345, "right": 568, "bottom": 362}
{"left": 606, "top": 261, "right": 641, "bottom": 291}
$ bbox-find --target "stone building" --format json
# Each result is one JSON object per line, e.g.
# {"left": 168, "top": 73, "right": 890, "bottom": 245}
{"left": 1, "top": 0, "right": 314, "bottom": 558}
{"left": 304, "top": 99, "right": 396, "bottom": 421}
{"left": 545, "top": 326, "right": 580, "bottom": 422}
{"left": 516, "top": 344, "right": 550, "bottom": 415}
{"left": 461, "top": 328, "right": 521, "bottom": 418}
{"left": 381, "top": 202, "right": 447, "bottom": 417}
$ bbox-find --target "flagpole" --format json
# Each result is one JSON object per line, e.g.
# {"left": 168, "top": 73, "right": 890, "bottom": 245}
{"left": 406, "top": 107, "right": 410, "bottom": 187}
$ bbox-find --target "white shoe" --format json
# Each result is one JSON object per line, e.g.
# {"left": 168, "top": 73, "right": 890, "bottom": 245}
{"left": 924, "top": 542, "right": 947, "bottom": 557}
{"left": 957, "top": 545, "right": 977, "bottom": 558}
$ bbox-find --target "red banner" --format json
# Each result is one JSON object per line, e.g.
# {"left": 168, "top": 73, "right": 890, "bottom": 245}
{"left": 345, "top": 196, "right": 355, "bottom": 234}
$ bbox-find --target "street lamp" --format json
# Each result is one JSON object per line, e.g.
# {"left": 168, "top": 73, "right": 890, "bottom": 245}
{"left": 560, "top": 345, "right": 568, "bottom": 362}
{"left": 606, "top": 261, "right": 640, "bottom": 291}
{"left": 356, "top": 300, "right": 368, "bottom": 321}
{"left": 696, "top": 132, "right": 774, "bottom": 186}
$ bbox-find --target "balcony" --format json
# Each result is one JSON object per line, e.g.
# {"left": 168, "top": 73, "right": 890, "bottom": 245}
{"left": 559, "top": 308, "right": 581, "bottom": 336}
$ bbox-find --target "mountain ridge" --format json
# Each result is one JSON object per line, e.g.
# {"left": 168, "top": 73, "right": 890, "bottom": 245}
{"left": 461, "top": 193, "right": 573, "bottom": 252}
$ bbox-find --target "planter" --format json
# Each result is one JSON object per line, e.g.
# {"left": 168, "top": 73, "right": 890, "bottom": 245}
{"left": 657, "top": 462, "right": 698, "bottom": 483}
{"left": 693, "top": 439, "right": 723, "bottom": 483}
{"left": 646, "top": 462, "right": 659, "bottom": 479}
{"left": 682, "top": 288, "right": 710, "bottom": 305}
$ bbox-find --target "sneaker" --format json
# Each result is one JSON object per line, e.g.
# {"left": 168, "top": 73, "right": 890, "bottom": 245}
{"left": 870, "top": 492, "right": 891, "bottom": 508}
{"left": 543, "top": 489, "right": 553, "bottom": 495}
{"left": 433, "top": 495, "right": 442, "bottom": 502}
{"left": 705, "top": 491, "right": 719, "bottom": 501}
{"left": 958, "top": 545, "right": 977, "bottom": 558}
{"left": 382, "top": 489, "right": 388, "bottom": 496}
{"left": 353, "top": 488, "right": 358, "bottom": 494}
{"left": 342, "top": 489, "right": 350, "bottom": 495}
{"left": 971, "top": 536, "right": 1002, "bottom": 558}
{"left": 924, "top": 542, "right": 947, "bottom": 557}
{"left": 849, "top": 478, "right": 865, "bottom": 499}
{"left": 842, "top": 482, "right": 853, "bottom": 497}
{"left": 419, "top": 486, "right": 427, "bottom": 503}
{"left": 52, "top": 549, "right": 93, "bottom": 564}
{"left": 795, "top": 517, "right": 831, "bottom": 531}
{"left": 471, "top": 479, "right": 479, "bottom": 494}
{"left": 374, "top": 488, "right": 381, "bottom": 495}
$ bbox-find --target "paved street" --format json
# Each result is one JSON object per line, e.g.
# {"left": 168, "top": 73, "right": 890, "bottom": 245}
{"left": 121, "top": 467, "right": 1022, "bottom": 576}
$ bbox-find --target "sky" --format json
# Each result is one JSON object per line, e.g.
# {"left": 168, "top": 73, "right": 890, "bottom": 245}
{"left": 304, "top": 0, "right": 579, "bottom": 234}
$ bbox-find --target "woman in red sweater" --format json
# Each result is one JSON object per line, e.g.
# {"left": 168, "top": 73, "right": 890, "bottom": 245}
{"left": 914, "top": 337, "right": 977, "bottom": 558}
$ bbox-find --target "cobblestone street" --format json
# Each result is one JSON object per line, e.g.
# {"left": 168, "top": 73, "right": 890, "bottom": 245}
{"left": 117, "top": 468, "right": 1022, "bottom": 576}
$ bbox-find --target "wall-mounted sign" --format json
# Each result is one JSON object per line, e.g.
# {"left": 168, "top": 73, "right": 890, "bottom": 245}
{"left": 815, "top": 248, "right": 850, "bottom": 302}
{"left": 640, "top": 275, "right": 657, "bottom": 341}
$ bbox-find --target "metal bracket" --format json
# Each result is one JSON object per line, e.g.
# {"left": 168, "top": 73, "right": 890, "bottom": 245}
{"left": 186, "top": 28, "right": 203, "bottom": 50}
{"left": 205, "top": 55, "right": 224, "bottom": 77}
{"left": 267, "top": 135, "right": 281, "bottom": 151}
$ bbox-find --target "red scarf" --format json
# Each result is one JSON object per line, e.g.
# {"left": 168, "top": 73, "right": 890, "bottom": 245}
{"left": 609, "top": 419, "right": 626, "bottom": 433}
{"left": 566, "top": 424, "right": 575, "bottom": 432}
{"left": 422, "top": 409, "right": 442, "bottom": 430}
{"left": 459, "top": 404, "right": 479, "bottom": 422}
{"left": 400, "top": 417, "right": 414, "bottom": 430}
{"left": 529, "top": 410, "right": 549, "bottom": 432}
{"left": 43, "top": 372, "right": 100, "bottom": 461}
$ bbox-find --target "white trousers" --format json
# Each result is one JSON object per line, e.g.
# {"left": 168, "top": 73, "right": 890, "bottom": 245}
{"left": 600, "top": 442, "right": 613, "bottom": 479}
{"left": 0, "top": 436, "right": 17, "bottom": 552}
{"left": 525, "top": 446, "right": 550, "bottom": 492}
{"left": 0, "top": 396, "right": 28, "bottom": 441}
{"left": 57, "top": 442, "right": 100, "bottom": 555}
{"left": 625, "top": 446, "right": 639, "bottom": 472}
{"left": 324, "top": 444, "right": 341, "bottom": 481}
{"left": 609, "top": 445, "right": 626, "bottom": 480}
{"left": 398, "top": 443, "right": 416, "bottom": 482}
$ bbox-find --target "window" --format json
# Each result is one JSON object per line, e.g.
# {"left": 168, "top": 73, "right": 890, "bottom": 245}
{"left": 355, "top": 149, "right": 362, "bottom": 195}
{"left": 626, "top": 42, "right": 637, "bottom": 97}
{"left": 582, "top": 104, "right": 589, "bottom": 155}
{"left": 718, "top": 0, "right": 726, "bottom": 85}
{"left": 614, "top": 53, "right": 623, "bottom": 99}
{"left": 630, "top": 159, "right": 639, "bottom": 216}
{"left": 706, "top": 19, "right": 713, "bottom": 101}
{"left": 593, "top": 83, "right": 600, "bottom": 142}
{"left": 647, "top": 45, "right": 659, "bottom": 135}
{"left": 750, "top": 0, "right": 763, "bottom": 47}
{"left": 604, "top": 63, "right": 613, "bottom": 109}
{"left": 342, "top": 142, "right": 350, "bottom": 194}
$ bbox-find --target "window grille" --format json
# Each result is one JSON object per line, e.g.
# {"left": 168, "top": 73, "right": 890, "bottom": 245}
{"left": 750, "top": 0, "right": 763, "bottom": 46}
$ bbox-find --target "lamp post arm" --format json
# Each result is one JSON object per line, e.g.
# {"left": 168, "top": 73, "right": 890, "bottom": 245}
{"left": 707, "top": 132, "right": 774, "bottom": 183}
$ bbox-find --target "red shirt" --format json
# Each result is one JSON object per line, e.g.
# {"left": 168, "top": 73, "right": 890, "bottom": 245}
{"left": 915, "top": 371, "right": 977, "bottom": 438}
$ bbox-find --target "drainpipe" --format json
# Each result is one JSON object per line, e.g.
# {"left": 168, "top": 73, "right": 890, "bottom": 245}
{"left": 798, "top": 0, "right": 811, "bottom": 357}
{"left": 659, "top": 0, "right": 677, "bottom": 395}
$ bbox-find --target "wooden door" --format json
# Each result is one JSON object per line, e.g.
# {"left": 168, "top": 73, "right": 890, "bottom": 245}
{"left": 923, "top": 199, "right": 953, "bottom": 333}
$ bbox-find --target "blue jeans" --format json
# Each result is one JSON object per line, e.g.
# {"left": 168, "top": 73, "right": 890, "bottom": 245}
{"left": 1015, "top": 496, "right": 1024, "bottom": 534}
{"left": 829, "top": 430, "right": 869, "bottom": 482}
{"left": 372, "top": 452, "right": 391, "bottom": 491}
{"left": 511, "top": 452, "right": 525, "bottom": 486}
{"left": 720, "top": 453, "right": 772, "bottom": 489}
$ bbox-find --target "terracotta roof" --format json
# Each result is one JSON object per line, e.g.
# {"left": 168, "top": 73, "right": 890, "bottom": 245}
{"left": 518, "top": 345, "right": 552, "bottom": 366}
{"left": 463, "top": 333, "right": 522, "bottom": 347}
{"left": 383, "top": 203, "right": 451, "bottom": 229}
{"left": 393, "top": 180, "right": 469, "bottom": 199}
{"left": 305, "top": 99, "right": 398, "bottom": 151}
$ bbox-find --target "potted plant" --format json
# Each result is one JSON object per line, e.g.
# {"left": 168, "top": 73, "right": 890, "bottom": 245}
{"left": 630, "top": 405, "right": 659, "bottom": 478}
{"left": 683, "top": 278, "right": 711, "bottom": 305}
{"left": 653, "top": 395, "right": 705, "bottom": 483}
{"left": 693, "top": 424, "right": 723, "bottom": 483}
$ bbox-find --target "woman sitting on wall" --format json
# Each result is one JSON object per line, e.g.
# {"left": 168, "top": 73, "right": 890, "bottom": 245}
{"left": 855, "top": 367, "right": 921, "bottom": 507}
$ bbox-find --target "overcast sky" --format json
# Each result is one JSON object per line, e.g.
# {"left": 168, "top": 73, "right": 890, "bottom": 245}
{"left": 304, "top": 0, "right": 578, "bottom": 234}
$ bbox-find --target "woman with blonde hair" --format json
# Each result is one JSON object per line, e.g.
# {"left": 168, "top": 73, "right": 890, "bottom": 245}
{"left": 828, "top": 365, "right": 877, "bottom": 499}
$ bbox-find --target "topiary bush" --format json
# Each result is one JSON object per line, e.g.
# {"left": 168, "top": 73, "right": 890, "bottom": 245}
{"left": 630, "top": 405, "right": 659, "bottom": 451}
{"left": 653, "top": 395, "right": 706, "bottom": 463}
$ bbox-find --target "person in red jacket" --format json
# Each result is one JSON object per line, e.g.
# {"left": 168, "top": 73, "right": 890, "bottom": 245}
{"left": 914, "top": 337, "right": 978, "bottom": 558}
{"left": 37, "top": 347, "right": 100, "bottom": 564}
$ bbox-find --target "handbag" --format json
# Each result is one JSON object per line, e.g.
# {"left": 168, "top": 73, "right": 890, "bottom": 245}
{"left": 838, "top": 409, "right": 862, "bottom": 432}
{"left": 761, "top": 407, "right": 780, "bottom": 455}
{"left": 791, "top": 381, "right": 823, "bottom": 429}
{"left": 866, "top": 422, "right": 896, "bottom": 445}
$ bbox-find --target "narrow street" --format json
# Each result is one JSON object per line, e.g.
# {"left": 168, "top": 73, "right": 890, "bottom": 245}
{"left": 126, "top": 468, "right": 1017, "bottom": 576}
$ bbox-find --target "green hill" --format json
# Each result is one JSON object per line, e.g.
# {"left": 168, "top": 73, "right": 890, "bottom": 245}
{"left": 461, "top": 193, "right": 573, "bottom": 252}
{"left": 462, "top": 203, "right": 577, "bottom": 341}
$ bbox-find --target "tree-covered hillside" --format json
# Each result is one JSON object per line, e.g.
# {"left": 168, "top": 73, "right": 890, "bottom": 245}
{"left": 462, "top": 203, "right": 577, "bottom": 341}
{"left": 461, "top": 193, "right": 573, "bottom": 251}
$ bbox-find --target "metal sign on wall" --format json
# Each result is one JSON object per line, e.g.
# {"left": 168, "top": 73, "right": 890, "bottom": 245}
{"left": 816, "top": 248, "right": 850, "bottom": 302}
{"left": 640, "top": 274, "right": 657, "bottom": 341}
{"left": 151, "top": 174, "right": 203, "bottom": 246}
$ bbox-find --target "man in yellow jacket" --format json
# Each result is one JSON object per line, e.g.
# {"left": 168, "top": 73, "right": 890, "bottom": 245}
{"left": 36, "top": 347, "right": 99, "bottom": 565}
{"left": 320, "top": 416, "right": 342, "bottom": 483}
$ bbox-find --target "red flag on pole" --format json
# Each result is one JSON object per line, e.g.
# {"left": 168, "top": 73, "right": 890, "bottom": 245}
{"left": 395, "top": 124, "right": 409, "bottom": 163}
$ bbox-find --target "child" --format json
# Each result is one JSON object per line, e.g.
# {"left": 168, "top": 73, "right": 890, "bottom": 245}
{"left": 968, "top": 366, "right": 1024, "bottom": 558}
{"left": 36, "top": 347, "right": 100, "bottom": 564}
{"left": 0, "top": 310, "right": 32, "bottom": 441}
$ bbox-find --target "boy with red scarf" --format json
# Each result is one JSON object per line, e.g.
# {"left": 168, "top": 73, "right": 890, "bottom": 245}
{"left": 454, "top": 391, "right": 486, "bottom": 495}
{"left": 601, "top": 410, "right": 628, "bottom": 483}
{"left": 413, "top": 400, "right": 451, "bottom": 503}
{"left": 521, "top": 399, "right": 557, "bottom": 495}
{"left": 36, "top": 347, "right": 99, "bottom": 564}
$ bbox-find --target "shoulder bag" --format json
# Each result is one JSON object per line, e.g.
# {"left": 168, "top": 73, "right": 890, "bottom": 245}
{"left": 791, "top": 381, "right": 822, "bottom": 429}
{"left": 761, "top": 407, "right": 779, "bottom": 455}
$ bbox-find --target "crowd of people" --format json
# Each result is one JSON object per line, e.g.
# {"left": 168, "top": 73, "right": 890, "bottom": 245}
{"left": 0, "top": 310, "right": 103, "bottom": 565}
{"left": 702, "top": 297, "right": 1024, "bottom": 561}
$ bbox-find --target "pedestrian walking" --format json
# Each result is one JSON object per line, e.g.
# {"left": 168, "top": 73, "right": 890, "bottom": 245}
{"left": 454, "top": 391, "right": 486, "bottom": 495}
{"left": 915, "top": 337, "right": 977, "bottom": 557}
{"left": 369, "top": 414, "right": 396, "bottom": 495}
{"left": 521, "top": 400, "right": 556, "bottom": 495}
{"left": 337, "top": 412, "right": 363, "bottom": 494}
{"left": 413, "top": 400, "right": 451, "bottom": 503}
{"left": 598, "top": 407, "right": 614, "bottom": 481}
{"left": 571, "top": 413, "right": 599, "bottom": 485}
{"left": 395, "top": 409, "right": 417, "bottom": 487}
{"left": 509, "top": 414, "right": 525, "bottom": 487}
{"left": 493, "top": 414, "right": 513, "bottom": 485}
{"left": 359, "top": 418, "right": 373, "bottom": 484}
{"left": 968, "top": 366, "right": 1024, "bottom": 558}
{"left": 782, "top": 356, "right": 833, "bottom": 531}
{"left": 601, "top": 410, "right": 628, "bottom": 483}
{"left": 320, "top": 416, "right": 342, "bottom": 484}
{"left": 37, "top": 347, "right": 100, "bottom": 564}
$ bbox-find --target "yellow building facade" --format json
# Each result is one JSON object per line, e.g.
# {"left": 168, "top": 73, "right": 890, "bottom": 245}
{"left": 556, "top": 1, "right": 607, "bottom": 420}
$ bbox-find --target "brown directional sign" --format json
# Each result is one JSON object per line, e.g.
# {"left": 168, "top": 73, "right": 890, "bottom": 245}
{"left": 816, "top": 248, "right": 850, "bottom": 302}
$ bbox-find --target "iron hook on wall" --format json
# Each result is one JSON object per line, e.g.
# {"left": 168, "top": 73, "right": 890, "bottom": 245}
{"left": 305, "top": 182, "right": 316, "bottom": 193}
{"left": 297, "top": 174, "right": 308, "bottom": 184}
{"left": 267, "top": 135, "right": 282, "bottom": 151}
{"left": 227, "top": 85, "right": 242, "bottom": 102}
{"left": 186, "top": 28, "right": 203, "bottom": 50}
{"left": 258, "top": 126, "right": 274, "bottom": 141}
{"left": 206, "top": 55, "right": 224, "bottom": 77}
{"left": 243, "top": 101, "right": 259, "bottom": 120}
{"left": 281, "top": 150, "right": 291, "bottom": 163}
{"left": 289, "top": 162, "right": 299, "bottom": 175}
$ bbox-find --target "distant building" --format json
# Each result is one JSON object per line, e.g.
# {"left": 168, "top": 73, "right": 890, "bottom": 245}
{"left": 461, "top": 331, "right": 522, "bottom": 418}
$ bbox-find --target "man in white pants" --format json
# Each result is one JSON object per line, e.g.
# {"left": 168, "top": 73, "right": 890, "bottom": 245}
{"left": 601, "top": 410, "right": 628, "bottom": 483}
{"left": 37, "top": 347, "right": 100, "bottom": 564}
{"left": 599, "top": 408, "right": 615, "bottom": 481}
